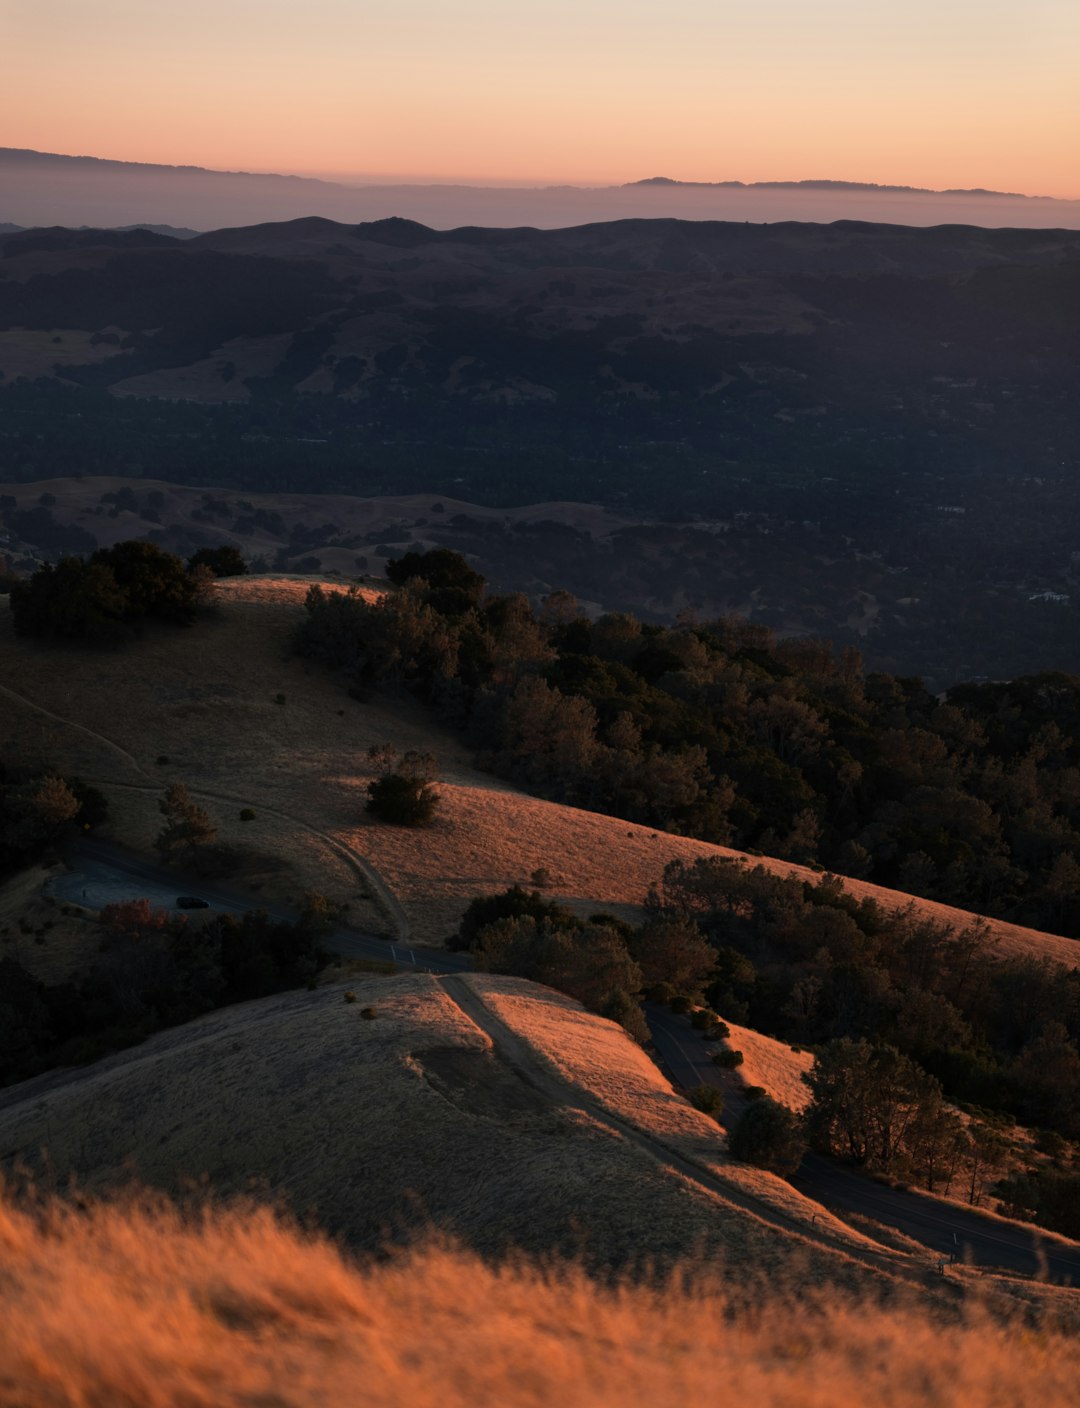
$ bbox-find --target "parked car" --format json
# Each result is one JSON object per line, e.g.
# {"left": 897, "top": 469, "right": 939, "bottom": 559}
{"left": 176, "top": 895, "right": 210, "bottom": 909}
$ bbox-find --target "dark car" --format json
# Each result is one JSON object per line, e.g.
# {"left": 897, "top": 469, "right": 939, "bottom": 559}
{"left": 176, "top": 895, "right": 210, "bottom": 909}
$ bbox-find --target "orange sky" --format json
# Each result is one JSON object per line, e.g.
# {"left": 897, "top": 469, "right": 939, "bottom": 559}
{"left": 2, "top": 0, "right": 1077, "bottom": 196}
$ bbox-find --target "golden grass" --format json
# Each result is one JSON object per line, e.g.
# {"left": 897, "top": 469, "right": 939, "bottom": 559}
{"left": 469, "top": 975, "right": 880, "bottom": 1255}
{"left": 2, "top": 573, "right": 1077, "bottom": 970}
{"left": 0, "top": 974, "right": 871, "bottom": 1280}
{"left": 722, "top": 1020, "right": 815, "bottom": 1113}
{"left": 2, "top": 1188, "right": 1079, "bottom": 1408}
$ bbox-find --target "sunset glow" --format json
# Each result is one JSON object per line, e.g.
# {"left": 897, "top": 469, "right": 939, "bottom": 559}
{"left": 2, "top": 0, "right": 1077, "bottom": 196}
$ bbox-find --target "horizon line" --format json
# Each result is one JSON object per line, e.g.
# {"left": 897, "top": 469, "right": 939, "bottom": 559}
{"left": 2, "top": 146, "right": 1072, "bottom": 204}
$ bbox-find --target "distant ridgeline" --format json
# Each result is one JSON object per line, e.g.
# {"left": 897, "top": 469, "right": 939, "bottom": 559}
{"left": 300, "top": 550, "right": 1080, "bottom": 939}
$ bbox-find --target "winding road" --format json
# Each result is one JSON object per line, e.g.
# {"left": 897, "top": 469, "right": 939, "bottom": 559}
{"left": 647, "top": 1005, "right": 1080, "bottom": 1284}
{"left": 52, "top": 836, "right": 1080, "bottom": 1285}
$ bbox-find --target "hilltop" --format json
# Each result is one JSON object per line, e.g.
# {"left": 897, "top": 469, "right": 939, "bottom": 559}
{"left": 2, "top": 573, "right": 1075, "bottom": 966}
{"left": 0, "top": 968, "right": 893, "bottom": 1279}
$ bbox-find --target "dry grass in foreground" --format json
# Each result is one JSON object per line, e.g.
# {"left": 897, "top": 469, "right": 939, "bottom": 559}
{"left": 2, "top": 1190, "right": 1077, "bottom": 1408}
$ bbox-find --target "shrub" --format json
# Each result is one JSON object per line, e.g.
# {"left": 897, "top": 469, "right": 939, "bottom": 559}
{"left": 239, "top": 808, "right": 256, "bottom": 822}
{"left": 727, "top": 1097, "right": 807, "bottom": 1174}
{"left": 690, "top": 1008, "right": 719, "bottom": 1030}
{"left": 688, "top": 1084, "right": 725, "bottom": 1120}
{"left": 599, "top": 989, "right": 649, "bottom": 1044}
{"left": 712, "top": 1048, "right": 745, "bottom": 1069}
{"left": 669, "top": 994, "right": 693, "bottom": 1014}
{"left": 274, "top": 693, "right": 287, "bottom": 706}
{"left": 452, "top": 885, "right": 575, "bottom": 951}
{"left": 530, "top": 867, "right": 552, "bottom": 888}
{"left": 646, "top": 981, "right": 677, "bottom": 1004}
{"left": 360, "top": 1006, "right": 378, "bottom": 1020}
{"left": 366, "top": 772, "right": 440, "bottom": 827}
{"left": 187, "top": 546, "right": 247, "bottom": 578}
{"left": 744, "top": 1085, "right": 767, "bottom": 1100}
{"left": 344, "top": 991, "right": 358, "bottom": 1003}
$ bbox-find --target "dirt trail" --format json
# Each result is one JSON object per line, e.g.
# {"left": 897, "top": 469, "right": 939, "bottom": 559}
{"left": 439, "top": 974, "right": 941, "bottom": 1290}
{"left": 83, "top": 778, "right": 412, "bottom": 941}
{"left": 0, "top": 678, "right": 411, "bottom": 939}
{"left": 0, "top": 682, "right": 148, "bottom": 779}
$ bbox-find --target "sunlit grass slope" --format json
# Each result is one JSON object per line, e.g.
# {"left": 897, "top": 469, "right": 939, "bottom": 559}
{"left": 2, "top": 575, "right": 1076, "bottom": 968}
{"left": 2, "top": 1190, "right": 1078, "bottom": 1408}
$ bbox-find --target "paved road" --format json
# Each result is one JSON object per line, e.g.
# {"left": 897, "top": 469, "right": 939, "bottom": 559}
{"left": 54, "top": 836, "right": 469, "bottom": 975}
{"left": 647, "top": 1005, "right": 1080, "bottom": 1285}
{"left": 47, "top": 840, "right": 1080, "bottom": 1284}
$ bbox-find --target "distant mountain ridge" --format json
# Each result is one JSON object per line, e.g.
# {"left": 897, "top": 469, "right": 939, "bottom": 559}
{"left": 3, "top": 147, "right": 1077, "bottom": 231}
{"left": 628, "top": 176, "right": 1046, "bottom": 199}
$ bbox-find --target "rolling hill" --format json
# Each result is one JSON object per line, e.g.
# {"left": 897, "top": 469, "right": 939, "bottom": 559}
{"left": 2, "top": 211, "right": 1078, "bottom": 683}
{"left": 2, "top": 573, "right": 1076, "bottom": 967}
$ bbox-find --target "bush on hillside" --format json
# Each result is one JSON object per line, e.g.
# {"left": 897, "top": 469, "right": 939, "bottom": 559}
{"left": 688, "top": 1084, "right": 725, "bottom": 1120}
{"left": 727, "top": 1097, "right": 807, "bottom": 1175}
{"left": 187, "top": 545, "right": 247, "bottom": 577}
{"left": 450, "top": 884, "right": 576, "bottom": 952}
{"left": 366, "top": 773, "right": 440, "bottom": 827}
{"left": 364, "top": 746, "right": 440, "bottom": 827}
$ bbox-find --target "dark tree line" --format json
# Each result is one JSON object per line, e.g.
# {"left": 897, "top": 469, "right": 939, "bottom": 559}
{"left": 650, "top": 856, "right": 1080, "bottom": 1141}
{"left": 8, "top": 540, "right": 212, "bottom": 642}
{"left": 0, "top": 899, "right": 328, "bottom": 1089}
{"left": 299, "top": 550, "right": 1080, "bottom": 935}
{"left": 0, "top": 763, "right": 106, "bottom": 878}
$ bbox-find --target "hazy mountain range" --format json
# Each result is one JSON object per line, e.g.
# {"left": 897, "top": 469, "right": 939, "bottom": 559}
{"left": 4, "top": 146, "right": 1079, "bottom": 232}
{"left": 1, "top": 212, "right": 1077, "bottom": 684}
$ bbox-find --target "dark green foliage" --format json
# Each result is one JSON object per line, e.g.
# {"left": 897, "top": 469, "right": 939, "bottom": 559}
{"left": 0, "top": 766, "right": 88, "bottom": 878}
{"left": 0, "top": 903, "right": 327, "bottom": 1088}
{"left": 651, "top": 853, "right": 1080, "bottom": 1142}
{"left": 690, "top": 1007, "right": 719, "bottom": 1031}
{"left": 713, "top": 1048, "right": 745, "bottom": 1069}
{"left": 460, "top": 897, "right": 647, "bottom": 1042}
{"left": 385, "top": 548, "right": 485, "bottom": 615}
{"left": 239, "top": 808, "right": 256, "bottom": 822}
{"left": 472, "top": 915, "right": 643, "bottom": 1025}
{"left": 155, "top": 783, "right": 217, "bottom": 863}
{"left": 804, "top": 1039, "right": 957, "bottom": 1178}
{"left": 599, "top": 988, "right": 650, "bottom": 1044}
{"left": 360, "top": 1006, "right": 378, "bottom": 1019}
{"left": 9, "top": 540, "right": 201, "bottom": 642}
{"left": 366, "top": 773, "right": 439, "bottom": 827}
{"left": 727, "top": 1097, "right": 806, "bottom": 1174}
{"left": 299, "top": 562, "right": 1080, "bottom": 938}
{"left": 994, "top": 1170, "right": 1080, "bottom": 1239}
{"left": 451, "top": 885, "right": 575, "bottom": 951}
{"left": 187, "top": 545, "right": 247, "bottom": 577}
{"left": 688, "top": 1084, "right": 725, "bottom": 1119}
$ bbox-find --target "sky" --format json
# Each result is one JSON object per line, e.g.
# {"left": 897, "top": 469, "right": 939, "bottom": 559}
{"left": 2, "top": 0, "right": 1077, "bottom": 197}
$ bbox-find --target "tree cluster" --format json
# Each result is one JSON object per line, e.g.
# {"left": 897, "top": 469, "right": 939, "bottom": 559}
{"left": 650, "top": 856, "right": 1080, "bottom": 1141}
{"left": 0, "top": 764, "right": 105, "bottom": 878}
{"left": 0, "top": 898, "right": 327, "bottom": 1089}
{"left": 9, "top": 540, "right": 209, "bottom": 642}
{"left": 364, "top": 746, "right": 440, "bottom": 828}
{"left": 299, "top": 552, "right": 1080, "bottom": 936}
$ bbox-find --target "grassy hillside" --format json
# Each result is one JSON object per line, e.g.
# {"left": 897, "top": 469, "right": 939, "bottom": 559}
{"left": 2, "top": 574, "right": 1075, "bottom": 969}
{"left": 0, "top": 971, "right": 890, "bottom": 1280}
{"left": 3, "top": 1188, "right": 1079, "bottom": 1408}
